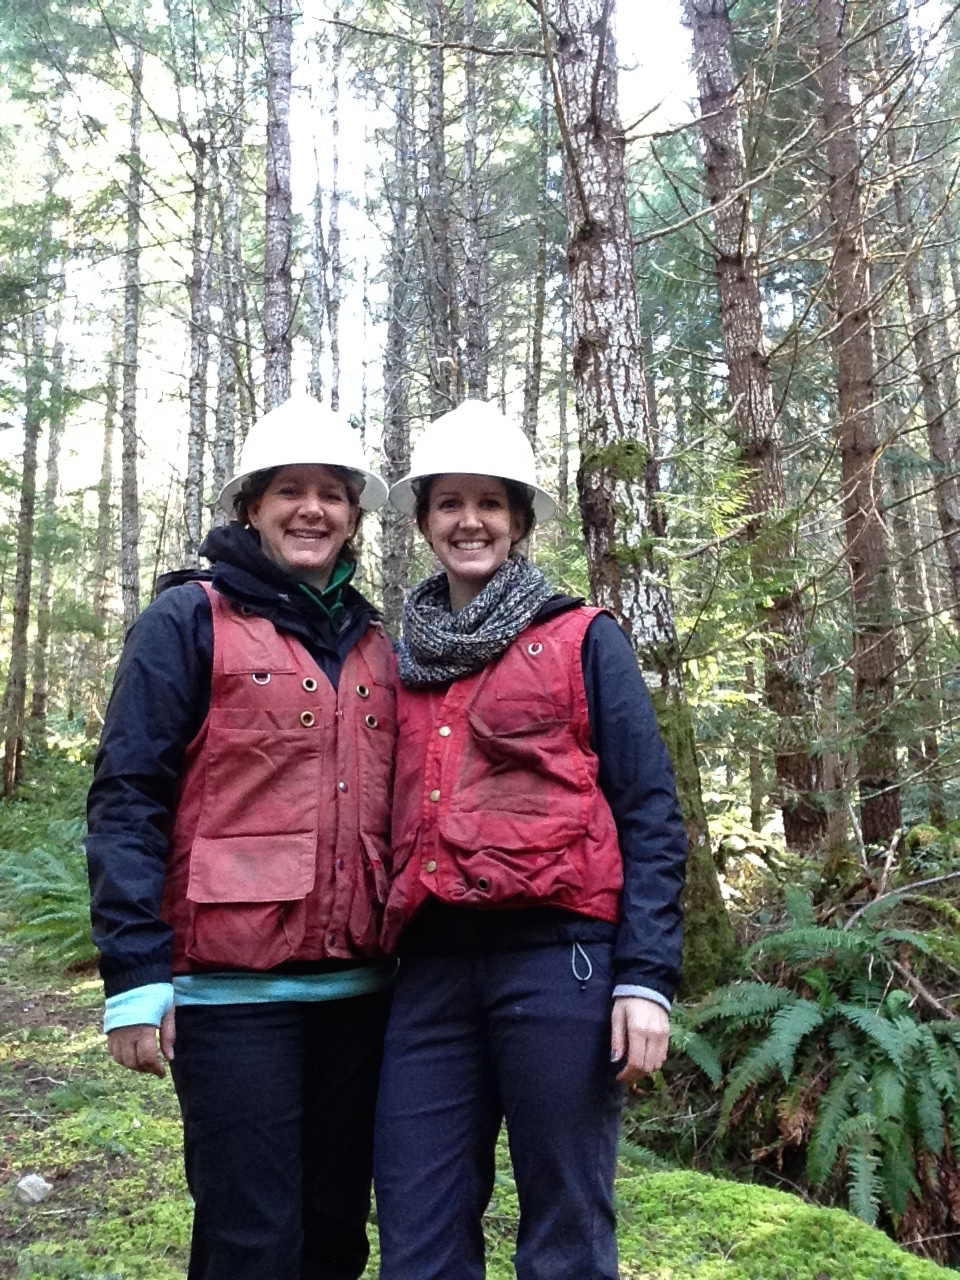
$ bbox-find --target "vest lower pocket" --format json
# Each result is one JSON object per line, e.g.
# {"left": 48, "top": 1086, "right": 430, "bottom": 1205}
{"left": 347, "top": 832, "right": 390, "bottom": 954}
{"left": 184, "top": 833, "right": 317, "bottom": 969}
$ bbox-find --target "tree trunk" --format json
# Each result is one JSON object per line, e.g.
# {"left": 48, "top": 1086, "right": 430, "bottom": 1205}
{"left": 309, "top": 182, "right": 326, "bottom": 403}
{"left": 381, "top": 51, "right": 414, "bottom": 635}
{"left": 3, "top": 314, "right": 45, "bottom": 793}
{"left": 327, "top": 15, "right": 343, "bottom": 412}
{"left": 686, "top": 0, "right": 825, "bottom": 851}
{"left": 424, "top": 0, "right": 457, "bottom": 415}
{"left": 211, "top": 151, "right": 239, "bottom": 525}
{"left": 461, "top": 0, "right": 488, "bottom": 400}
{"left": 263, "top": 0, "right": 293, "bottom": 411}
{"left": 120, "top": 41, "right": 144, "bottom": 628}
{"left": 817, "top": 0, "right": 901, "bottom": 844}
{"left": 522, "top": 56, "right": 551, "bottom": 444}
{"left": 185, "top": 135, "right": 211, "bottom": 565}
{"left": 88, "top": 313, "right": 119, "bottom": 735}
{"left": 30, "top": 330, "right": 65, "bottom": 734}
{"left": 541, "top": 0, "right": 735, "bottom": 994}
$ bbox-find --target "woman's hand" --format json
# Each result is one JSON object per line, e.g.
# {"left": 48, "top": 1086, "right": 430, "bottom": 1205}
{"left": 107, "top": 1008, "right": 176, "bottom": 1078}
{"left": 610, "top": 996, "right": 669, "bottom": 1084}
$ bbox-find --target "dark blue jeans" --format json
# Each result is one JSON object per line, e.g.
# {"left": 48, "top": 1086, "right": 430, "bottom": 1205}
{"left": 171, "top": 993, "right": 390, "bottom": 1280}
{"left": 374, "top": 944, "right": 623, "bottom": 1280}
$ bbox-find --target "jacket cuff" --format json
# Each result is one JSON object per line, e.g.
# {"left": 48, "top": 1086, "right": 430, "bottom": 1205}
{"left": 612, "top": 984, "right": 671, "bottom": 1013}
{"left": 104, "top": 983, "right": 175, "bottom": 1033}
{"left": 102, "top": 962, "right": 174, "bottom": 1001}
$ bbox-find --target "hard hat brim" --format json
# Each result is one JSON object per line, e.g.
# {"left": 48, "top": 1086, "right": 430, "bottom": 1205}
{"left": 219, "top": 466, "right": 389, "bottom": 518}
{"left": 389, "top": 471, "right": 557, "bottom": 524}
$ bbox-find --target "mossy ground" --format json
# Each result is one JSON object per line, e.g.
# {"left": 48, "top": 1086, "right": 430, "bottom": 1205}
{"left": 0, "top": 948, "right": 951, "bottom": 1279}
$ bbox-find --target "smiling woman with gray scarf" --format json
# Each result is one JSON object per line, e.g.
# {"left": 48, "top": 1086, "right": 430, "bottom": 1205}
{"left": 373, "top": 400, "right": 689, "bottom": 1280}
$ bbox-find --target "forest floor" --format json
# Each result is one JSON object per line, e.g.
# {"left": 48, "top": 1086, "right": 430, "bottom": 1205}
{"left": 0, "top": 944, "right": 955, "bottom": 1279}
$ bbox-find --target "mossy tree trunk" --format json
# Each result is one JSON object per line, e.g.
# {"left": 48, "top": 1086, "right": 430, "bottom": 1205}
{"left": 539, "top": 0, "right": 737, "bottom": 994}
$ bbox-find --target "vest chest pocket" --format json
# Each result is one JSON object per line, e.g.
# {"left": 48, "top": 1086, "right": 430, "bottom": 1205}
{"left": 197, "top": 726, "right": 323, "bottom": 839}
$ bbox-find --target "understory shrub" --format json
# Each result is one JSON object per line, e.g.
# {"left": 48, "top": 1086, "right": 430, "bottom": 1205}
{"left": 657, "top": 886, "right": 960, "bottom": 1265}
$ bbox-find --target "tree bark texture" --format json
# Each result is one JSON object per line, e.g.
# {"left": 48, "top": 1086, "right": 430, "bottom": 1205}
{"left": 817, "top": 0, "right": 901, "bottom": 844}
{"left": 120, "top": 41, "right": 144, "bottom": 629}
{"left": 88, "top": 313, "right": 119, "bottom": 734}
{"left": 522, "top": 57, "right": 551, "bottom": 444}
{"left": 686, "top": 0, "right": 825, "bottom": 850}
{"left": 381, "top": 51, "right": 414, "bottom": 635}
{"left": 327, "top": 15, "right": 343, "bottom": 412}
{"left": 186, "top": 136, "right": 211, "bottom": 565}
{"left": 3, "top": 313, "right": 45, "bottom": 794}
{"left": 424, "top": 0, "right": 457, "bottom": 414}
{"left": 263, "top": 0, "right": 293, "bottom": 412}
{"left": 461, "top": 0, "right": 488, "bottom": 400}
{"left": 541, "top": 0, "right": 736, "bottom": 994}
{"left": 30, "top": 331, "right": 65, "bottom": 732}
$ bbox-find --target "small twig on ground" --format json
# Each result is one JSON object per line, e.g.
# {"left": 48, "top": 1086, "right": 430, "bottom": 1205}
{"left": 891, "top": 958, "right": 958, "bottom": 1020}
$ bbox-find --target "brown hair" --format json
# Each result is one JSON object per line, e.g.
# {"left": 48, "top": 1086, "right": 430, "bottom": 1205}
{"left": 413, "top": 474, "right": 535, "bottom": 543}
{"left": 235, "top": 465, "right": 365, "bottom": 561}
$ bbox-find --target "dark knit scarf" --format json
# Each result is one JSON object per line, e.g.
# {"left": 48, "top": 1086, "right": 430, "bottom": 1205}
{"left": 398, "top": 554, "right": 554, "bottom": 687}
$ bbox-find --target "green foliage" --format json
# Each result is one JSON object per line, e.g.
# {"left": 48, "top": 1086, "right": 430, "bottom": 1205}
{"left": 0, "top": 749, "right": 95, "bottom": 968}
{"left": 3, "top": 958, "right": 947, "bottom": 1280}
{"left": 671, "top": 889, "right": 960, "bottom": 1251}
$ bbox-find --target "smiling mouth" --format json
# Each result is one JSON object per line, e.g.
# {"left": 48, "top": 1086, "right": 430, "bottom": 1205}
{"left": 453, "top": 541, "right": 488, "bottom": 551}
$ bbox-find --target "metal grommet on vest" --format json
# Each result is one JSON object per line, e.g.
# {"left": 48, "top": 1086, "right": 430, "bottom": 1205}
{"left": 300, "top": 711, "right": 315, "bottom": 727}
{"left": 527, "top": 641, "right": 543, "bottom": 656}
{"left": 302, "top": 677, "right": 318, "bottom": 692}
{"left": 477, "top": 876, "right": 490, "bottom": 892}
{"left": 365, "top": 714, "right": 378, "bottom": 729}
{"left": 357, "top": 684, "right": 370, "bottom": 698}
{"left": 240, "top": 605, "right": 254, "bottom": 616}
{"left": 252, "top": 672, "right": 271, "bottom": 685}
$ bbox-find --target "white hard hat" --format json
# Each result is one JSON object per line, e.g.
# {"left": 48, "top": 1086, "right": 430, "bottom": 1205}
{"left": 219, "top": 393, "right": 389, "bottom": 515}
{"left": 389, "top": 400, "right": 557, "bottom": 523}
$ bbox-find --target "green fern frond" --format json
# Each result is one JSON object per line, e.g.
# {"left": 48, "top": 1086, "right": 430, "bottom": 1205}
{"left": 746, "top": 926, "right": 873, "bottom": 967}
{"left": 836, "top": 1004, "right": 908, "bottom": 1069}
{"left": 854, "top": 895, "right": 905, "bottom": 927}
{"left": 878, "top": 928, "right": 934, "bottom": 956}
{"left": 808, "top": 1062, "right": 860, "bottom": 1187}
{"left": 670, "top": 1025, "right": 723, "bottom": 1086}
{"left": 718, "top": 1039, "right": 781, "bottom": 1134}
{"left": 879, "top": 1120, "right": 919, "bottom": 1218}
{"left": 840, "top": 1113, "right": 881, "bottom": 1225}
{"left": 918, "top": 1028, "right": 958, "bottom": 1104}
{"left": 915, "top": 1073, "right": 945, "bottom": 1155}
{"left": 870, "top": 1062, "right": 905, "bottom": 1123}
{"left": 784, "top": 884, "right": 816, "bottom": 929}
{"left": 688, "top": 982, "right": 794, "bottom": 1028}
{"left": 766, "top": 999, "right": 823, "bottom": 1079}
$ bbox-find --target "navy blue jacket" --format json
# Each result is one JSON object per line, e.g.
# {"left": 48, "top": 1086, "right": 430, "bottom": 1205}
{"left": 87, "top": 524, "right": 687, "bottom": 1004}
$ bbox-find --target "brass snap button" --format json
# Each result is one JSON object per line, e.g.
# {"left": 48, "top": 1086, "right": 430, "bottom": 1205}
{"left": 365, "top": 714, "right": 378, "bottom": 729}
{"left": 429, "top": 789, "right": 441, "bottom": 802}
{"left": 438, "top": 726, "right": 451, "bottom": 737}
{"left": 252, "top": 672, "right": 271, "bottom": 685}
{"left": 425, "top": 860, "right": 438, "bottom": 873}
{"left": 356, "top": 684, "right": 370, "bottom": 699}
{"left": 302, "top": 677, "right": 318, "bottom": 692}
{"left": 477, "top": 876, "right": 490, "bottom": 891}
{"left": 338, "top": 780, "right": 349, "bottom": 792}
{"left": 300, "top": 711, "right": 316, "bottom": 727}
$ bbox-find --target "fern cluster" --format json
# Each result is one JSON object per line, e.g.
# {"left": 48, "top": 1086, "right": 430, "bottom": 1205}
{"left": 670, "top": 887, "right": 960, "bottom": 1244}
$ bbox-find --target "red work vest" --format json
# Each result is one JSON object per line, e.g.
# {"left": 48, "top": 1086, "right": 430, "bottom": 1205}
{"left": 382, "top": 608, "right": 624, "bottom": 951}
{"left": 162, "top": 583, "right": 398, "bottom": 972}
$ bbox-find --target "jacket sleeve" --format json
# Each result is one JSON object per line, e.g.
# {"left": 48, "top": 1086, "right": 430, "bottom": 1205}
{"left": 85, "top": 585, "right": 212, "bottom": 999}
{"left": 581, "top": 612, "right": 688, "bottom": 1002}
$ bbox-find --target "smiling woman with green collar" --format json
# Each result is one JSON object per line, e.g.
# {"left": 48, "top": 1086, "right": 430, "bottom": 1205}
{"left": 86, "top": 394, "right": 398, "bottom": 1280}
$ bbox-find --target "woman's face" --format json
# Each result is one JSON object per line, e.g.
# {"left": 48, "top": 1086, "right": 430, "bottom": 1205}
{"left": 422, "top": 474, "right": 523, "bottom": 610}
{"left": 248, "top": 464, "right": 359, "bottom": 589}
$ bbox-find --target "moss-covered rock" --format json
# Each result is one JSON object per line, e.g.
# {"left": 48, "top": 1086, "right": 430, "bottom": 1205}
{"left": 615, "top": 1169, "right": 948, "bottom": 1278}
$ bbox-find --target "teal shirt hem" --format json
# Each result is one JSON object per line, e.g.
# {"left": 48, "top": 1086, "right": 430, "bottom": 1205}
{"left": 173, "top": 961, "right": 398, "bottom": 1007}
